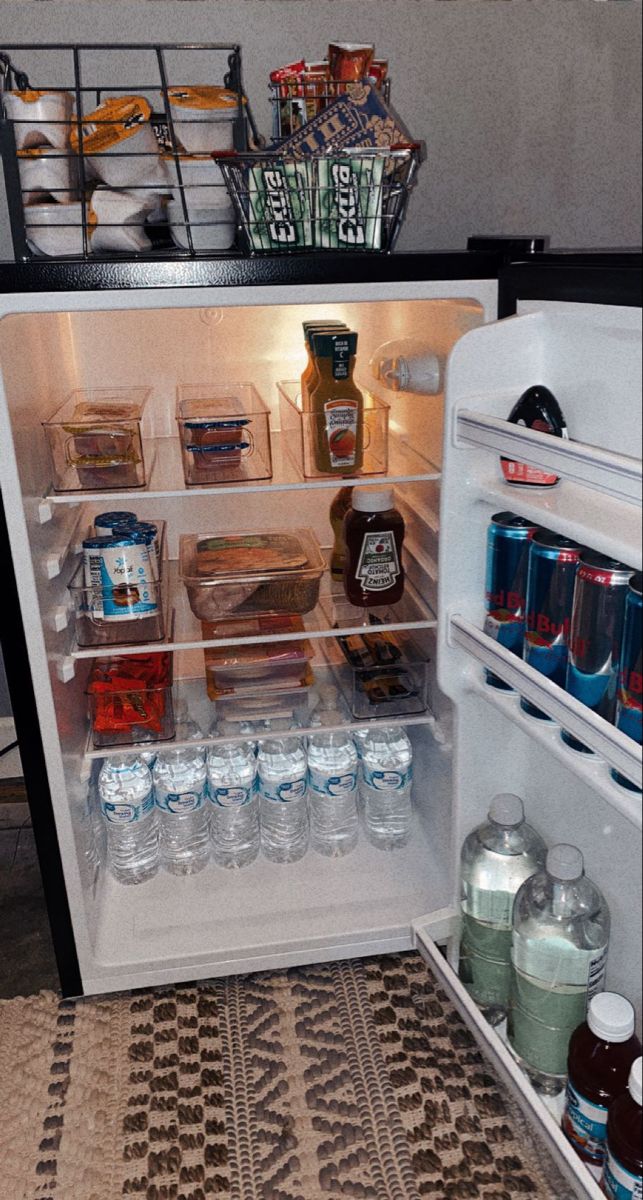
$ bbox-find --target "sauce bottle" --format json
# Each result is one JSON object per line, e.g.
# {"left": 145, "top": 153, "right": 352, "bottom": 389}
{"left": 309, "top": 330, "right": 364, "bottom": 475}
{"left": 562, "top": 993, "right": 641, "bottom": 1178}
{"left": 343, "top": 487, "right": 405, "bottom": 607}
{"left": 329, "top": 486, "right": 354, "bottom": 581}
{"left": 501, "top": 384, "right": 568, "bottom": 487}
{"left": 300, "top": 320, "right": 348, "bottom": 410}
{"left": 602, "top": 1057, "right": 643, "bottom": 1200}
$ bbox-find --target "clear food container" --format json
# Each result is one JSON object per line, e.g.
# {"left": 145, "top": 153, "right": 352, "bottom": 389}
{"left": 68, "top": 561, "right": 166, "bottom": 648}
{"left": 277, "top": 381, "right": 389, "bottom": 479}
{"left": 86, "top": 653, "right": 175, "bottom": 748}
{"left": 214, "top": 685, "right": 314, "bottom": 727}
{"left": 179, "top": 529, "right": 325, "bottom": 622}
{"left": 203, "top": 623, "right": 313, "bottom": 700}
{"left": 42, "top": 387, "right": 150, "bottom": 492}
{"left": 176, "top": 383, "right": 272, "bottom": 485}
{"left": 335, "top": 631, "right": 429, "bottom": 719}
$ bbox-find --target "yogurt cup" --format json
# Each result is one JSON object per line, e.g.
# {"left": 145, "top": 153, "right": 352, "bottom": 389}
{"left": 24, "top": 202, "right": 92, "bottom": 257}
{"left": 162, "top": 151, "right": 227, "bottom": 203}
{"left": 18, "top": 146, "right": 78, "bottom": 205}
{"left": 167, "top": 197, "right": 235, "bottom": 251}
{"left": 70, "top": 96, "right": 169, "bottom": 190}
{"left": 3, "top": 89, "right": 74, "bottom": 150}
{"left": 89, "top": 188, "right": 152, "bottom": 253}
{"left": 166, "top": 86, "right": 244, "bottom": 154}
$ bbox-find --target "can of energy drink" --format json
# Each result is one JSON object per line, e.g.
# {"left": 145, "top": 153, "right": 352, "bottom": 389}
{"left": 612, "top": 572, "right": 642, "bottom": 792}
{"left": 521, "top": 529, "right": 582, "bottom": 719}
{"left": 82, "top": 535, "right": 158, "bottom": 621}
{"left": 484, "top": 512, "right": 537, "bottom": 689}
{"left": 94, "top": 510, "right": 138, "bottom": 536}
{"left": 562, "top": 551, "right": 634, "bottom": 752}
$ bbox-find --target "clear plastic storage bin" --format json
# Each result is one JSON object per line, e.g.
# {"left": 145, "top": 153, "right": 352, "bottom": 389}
{"left": 68, "top": 561, "right": 166, "bottom": 648}
{"left": 277, "top": 381, "right": 389, "bottom": 479}
{"left": 203, "top": 628, "right": 313, "bottom": 700}
{"left": 179, "top": 529, "right": 325, "bottom": 622}
{"left": 176, "top": 383, "right": 272, "bottom": 485}
{"left": 335, "top": 631, "right": 429, "bottom": 719}
{"left": 42, "top": 387, "right": 150, "bottom": 493}
{"left": 86, "top": 653, "right": 175, "bottom": 748}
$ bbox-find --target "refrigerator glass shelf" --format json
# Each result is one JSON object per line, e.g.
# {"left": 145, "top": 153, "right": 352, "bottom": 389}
{"left": 69, "top": 561, "right": 438, "bottom": 660}
{"left": 476, "top": 472, "right": 642, "bottom": 571}
{"left": 42, "top": 429, "right": 441, "bottom": 507}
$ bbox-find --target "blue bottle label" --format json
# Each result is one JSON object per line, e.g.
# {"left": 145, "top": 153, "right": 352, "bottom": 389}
{"left": 155, "top": 788, "right": 205, "bottom": 814}
{"left": 210, "top": 784, "right": 253, "bottom": 808}
{"left": 603, "top": 1149, "right": 643, "bottom": 1200}
{"left": 362, "top": 765, "right": 412, "bottom": 792}
{"left": 262, "top": 776, "right": 307, "bottom": 803}
{"left": 308, "top": 766, "right": 357, "bottom": 797}
{"left": 101, "top": 790, "right": 154, "bottom": 824}
{"left": 563, "top": 1080, "right": 609, "bottom": 1165}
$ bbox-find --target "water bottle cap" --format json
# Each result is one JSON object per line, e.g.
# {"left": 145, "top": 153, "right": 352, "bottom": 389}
{"left": 629, "top": 1058, "right": 643, "bottom": 1106}
{"left": 351, "top": 487, "right": 395, "bottom": 513}
{"left": 488, "top": 793, "right": 524, "bottom": 827}
{"left": 587, "top": 993, "right": 636, "bottom": 1043}
{"left": 547, "top": 844, "right": 584, "bottom": 881}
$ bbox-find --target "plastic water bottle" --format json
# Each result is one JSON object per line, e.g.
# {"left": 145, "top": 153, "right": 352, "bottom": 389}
{"left": 153, "top": 746, "right": 209, "bottom": 875}
{"left": 308, "top": 730, "right": 359, "bottom": 857}
{"left": 360, "top": 726, "right": 413, "bottom": 850}
{"left": 258, "top": 736, "right": 309, "bottom": 863}
{"left": 458, "top": 794, "right": 547, "bottom": 1026}
{"left": 207, "top": 742, "right": 260, "bottom": 869}
{"left": 508, "top": 844, "right": 611, "bottom": 1095}
{"left": 98, "top": 755, "right": 159, "bottom": 885}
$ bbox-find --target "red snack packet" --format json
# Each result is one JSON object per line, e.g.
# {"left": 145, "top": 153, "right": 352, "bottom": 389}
{"left": 328, "top": 43, "right": 374, "bottom": 83}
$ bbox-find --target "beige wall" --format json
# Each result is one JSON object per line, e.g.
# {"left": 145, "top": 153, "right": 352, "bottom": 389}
{"left": 0, "top": 0, "right": 641, "bottom": 259}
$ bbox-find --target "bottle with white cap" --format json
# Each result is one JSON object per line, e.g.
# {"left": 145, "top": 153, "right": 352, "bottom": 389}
{"left": 508, "top": 844, "right": 611, "bottom": 1095}
{"left": 602, "top": 1057, "right": 643, "bottom": 1200}
{"left": 369, "top": 337, "right": 444, "bottom": 395}
{"left": 343, "top": 487, "right": 405, "bottom": 608}
{"left": 458, "top": 794, "right": 547, "bottom": 1026}
{"left": 562, "top": 993, "right": 641, "bottom": 1178}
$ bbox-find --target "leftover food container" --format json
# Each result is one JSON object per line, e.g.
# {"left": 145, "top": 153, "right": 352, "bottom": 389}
{"left": 86, "top": 652, "right": 175, "bottom": 748}
{"left": 179, "top": 529, "right": 325, "bottom": 621}
{"left": 176, "top": 383, "right": 272, "bottom": 485}
{"left": 42, "top": 386, "right": 150, "bottom": 492}
{"left": 202, "top": 614, "right": 312, "bottom": 699}
{"left": 278, "top": 381, "right": 389, "bottom": 479}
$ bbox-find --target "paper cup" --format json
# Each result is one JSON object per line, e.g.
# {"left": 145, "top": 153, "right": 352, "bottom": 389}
{"left": 167, "top": 198, "right": 235, "bottom": 251}
{"left": 4, "top": 89, "right": 74, "bottom": 150}
{"left": 18, "top": 147, "right": 78, "bottom": 205}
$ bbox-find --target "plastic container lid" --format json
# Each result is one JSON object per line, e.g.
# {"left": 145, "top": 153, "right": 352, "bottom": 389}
{"left": 352, "top": 487, "right": 395, "bottom": 514}
{"left": 588, "top": 993, "right": 636, "bottom": 1043}
{"left": 547, "top": 844, "right": 584, "bottom": 881}
{"left": 629, "top": 1057, "right": 643, "bottom": 1106}
{"left": 489, "top": 793, "right": 525, "bottom": 827}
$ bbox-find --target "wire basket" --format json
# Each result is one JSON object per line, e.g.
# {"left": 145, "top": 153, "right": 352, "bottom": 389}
{"left": 0, "top": 42, "right": 257, "bottom": 260}
{"left": 217, "top": 145, "right": 420, "bottom": 256}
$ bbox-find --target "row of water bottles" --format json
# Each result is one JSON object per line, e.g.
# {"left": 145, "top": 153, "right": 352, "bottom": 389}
{"left": 98, "top": 724, "right": 414, "bottom": 885}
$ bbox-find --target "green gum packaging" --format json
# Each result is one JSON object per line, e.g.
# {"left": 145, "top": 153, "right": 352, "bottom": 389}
{"left": 247, "top": 160, "right": 313, "bottom": 251}
{"left": 316, "top": 154, "right": 384, "bottom": 250}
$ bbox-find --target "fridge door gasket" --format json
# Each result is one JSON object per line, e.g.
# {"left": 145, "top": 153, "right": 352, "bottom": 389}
{"left": 412, "top": 917, "right": 605, "bottom": 1200}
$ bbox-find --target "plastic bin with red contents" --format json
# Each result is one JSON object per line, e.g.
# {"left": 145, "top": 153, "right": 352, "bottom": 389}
{"left": 86, "top": 652, "right": 175, "bottom": 748}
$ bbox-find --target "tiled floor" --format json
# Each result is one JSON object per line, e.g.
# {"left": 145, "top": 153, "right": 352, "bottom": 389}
{"left": 0, "top": 784, "right": 60, "bottom": 999}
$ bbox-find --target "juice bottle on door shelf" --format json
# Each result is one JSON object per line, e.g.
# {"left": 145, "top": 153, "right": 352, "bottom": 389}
{"left": 601, "top": 1058, "right": 643, "bottom": 1200}
{"left": 508, "top": 844, "right": 611, "bottom": 1096}
{"left": 343, "top": 487, "right": 405, "bottom": 608}
{"left": 330, "top": 486, "right": 354, "bottom": 581}
{"left": 301, "top": 321, "right": 348, "bottom": 410}
{"left": 562, "top": 993, "right": 641, "bottom": 1179}
{"left": 458, "top": 794, "right": 547, "bottom": 1026}
{"left": 501, "top": 384, "right": 568, "bottom": 487}
{"left": 309, "top": 330, "right": 364, "bottom": 474}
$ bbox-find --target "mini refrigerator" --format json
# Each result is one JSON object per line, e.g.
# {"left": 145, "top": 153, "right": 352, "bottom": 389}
{"left": 0, "top": 246, "right": 640, "bottom": 1200}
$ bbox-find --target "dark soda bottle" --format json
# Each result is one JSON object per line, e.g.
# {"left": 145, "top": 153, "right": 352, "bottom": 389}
{"left": 562, "top": 993, "right": 641, "bottom": 1179}
{"left": 501, "top": 384, "right": 568, "bottom": 487}
{"left": 602, "top": 1057, "right": 642, "bottom": 1199}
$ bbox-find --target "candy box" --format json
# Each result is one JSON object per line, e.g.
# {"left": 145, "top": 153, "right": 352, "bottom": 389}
{"left": 274, "top": 81, "right": 410, "bottom": 159}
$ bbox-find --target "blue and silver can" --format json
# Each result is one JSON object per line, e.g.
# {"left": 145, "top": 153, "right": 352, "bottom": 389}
{"left": 484, "top": 512, "right": 537, "bottom": 689}
{"left": 94, "top": 510, "right": 138, "bottom": 536}
{"left": 82, "top": 535, "right": 158, "bottom": 622}
{"left": 562, "top": 551, "right": 634, "bottom": 752}
{"left": 521, "top": 529, "right": 582, "bottom": 719}
{"left": 612, "top": 573, "right": 642, "bottom": 792}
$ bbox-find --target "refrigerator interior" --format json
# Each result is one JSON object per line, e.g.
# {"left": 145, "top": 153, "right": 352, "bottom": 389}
{"left": 0, "top": 285, "right": 496, "bottom": 993}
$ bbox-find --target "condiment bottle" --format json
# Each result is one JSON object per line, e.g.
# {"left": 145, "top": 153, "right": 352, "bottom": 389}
{"left": 329, "top": 486, "right": 354, "bottom": 581}
{"left": 501, "top": 384, "right": 568, "bottom": 487}
{"left": 601, "top": 1057, "right": 643, "bottom": 1200}
{"left": 309, "top": 330, "right": 364, "bottom": 475}
{"left": 300, "top": 320, "right": 347, "bottom": 410}
{"left": 343, "top": 487, "right": 405, "bottom": 608}
{"left": 562, "top": 993, "right": 641, "bottom": 1179}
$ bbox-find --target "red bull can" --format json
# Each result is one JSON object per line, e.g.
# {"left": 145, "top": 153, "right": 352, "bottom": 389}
{"left": 612, "top": 572, "right": 642, "bottom": 792}
{"left": 484, "top": 512, "right": 537, "bottom": 689}
{"left": 522, "top": 529, "right": 582, "bottom": 719}
{"left": 562, "top": 551, "right": 634, "bottom": 752}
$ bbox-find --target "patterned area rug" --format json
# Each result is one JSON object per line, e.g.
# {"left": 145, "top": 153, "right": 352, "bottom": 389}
{"left": 0, "top": 952, "right": 572, "bottom": 1200}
